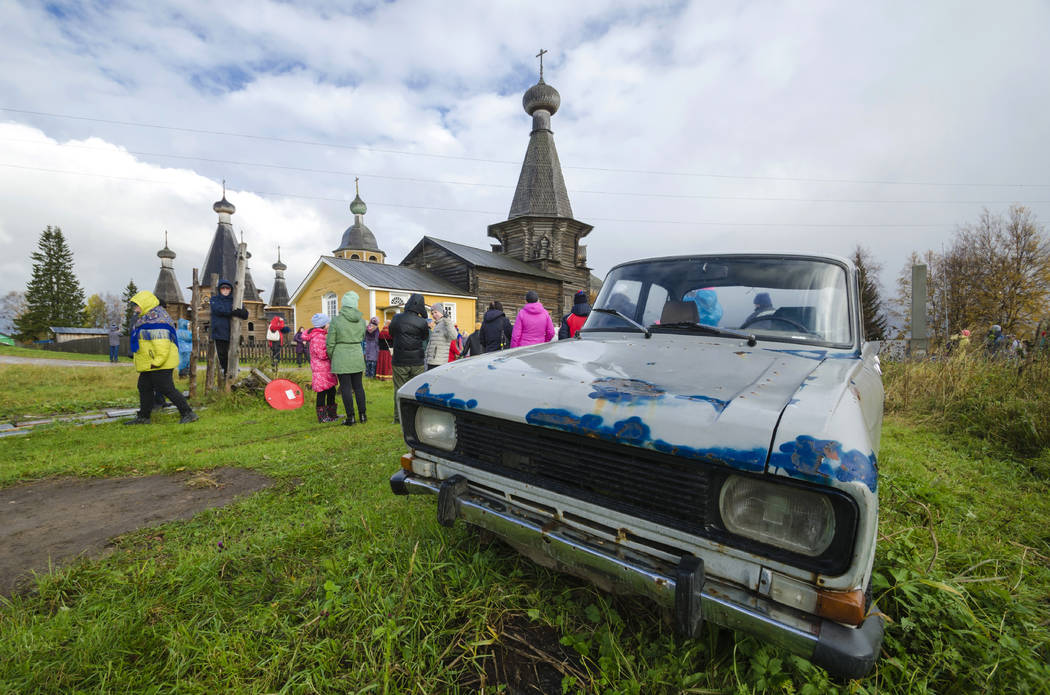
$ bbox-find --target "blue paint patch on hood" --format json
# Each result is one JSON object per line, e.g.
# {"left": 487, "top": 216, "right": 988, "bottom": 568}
{"left": 769, "top": 435, "right": 877, "bottom": 492}
{"left": 675, "top": 394, "right": 730, "bottom": 412}
{"left": 415, "top": 383, "right": 478, "bottom": 410}
{"left": 525, "top": 408, "right": 766, "bottom": 472}
{"left": 588, "top": 377, "right": 665, "bottom": 403}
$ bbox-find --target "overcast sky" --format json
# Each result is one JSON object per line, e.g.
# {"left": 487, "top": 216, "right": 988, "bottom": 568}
{"left": 2, "top": 0, "right": 1049, "bottom": 306}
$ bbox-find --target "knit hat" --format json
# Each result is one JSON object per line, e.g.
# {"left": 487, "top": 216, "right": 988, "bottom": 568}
{"left": 525, "top": 290, "right": 539, "bottom": 303}
{"left": 369, "top": 316, "right": 379, "bottom": 325}
{"left": 754, "top": 292, "right": 772, "bottom": 308}
{"left": 311, "top": 313, "right": 330, "bottom": 328}
{"left": 574, "top": 290, "right": 588, "bottom": 304}
{"left": 431, "top": 302, "right": 444, "bottom": 314}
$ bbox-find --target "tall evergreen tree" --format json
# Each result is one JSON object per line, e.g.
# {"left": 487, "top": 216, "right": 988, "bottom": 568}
{"left": 14, "top": 226, "right": 86, "bottom": 341}
{"left": 852, "top": 245, "right": 889, "bottom": 341}
{"left": 121, "top": 279, "right": 139, "bottom": 336}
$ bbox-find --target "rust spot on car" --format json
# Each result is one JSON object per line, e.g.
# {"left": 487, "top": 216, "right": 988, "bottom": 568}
{"left": 616, "top": 528, "right": 629, "bottom": 543}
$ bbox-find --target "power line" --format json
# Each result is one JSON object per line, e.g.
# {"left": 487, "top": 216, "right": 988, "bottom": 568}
{"left": 4, "top": 136, "right": 1050, "bottom": 205}
{"left": 4, "top": 106, "right": 1050, "bottom": 188}
{"left": 0, "top": 162, "right": 960, "bottom": 228}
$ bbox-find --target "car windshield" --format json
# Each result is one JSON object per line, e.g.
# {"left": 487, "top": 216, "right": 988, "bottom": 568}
{"left": 584, "top": 256, "right": 853, "bottom": 347}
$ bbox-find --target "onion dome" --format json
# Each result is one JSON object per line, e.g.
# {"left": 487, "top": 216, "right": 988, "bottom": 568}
{"left": 272, "top": 246, "right": 287, "bottom": 272}
{"left": 337, "top": 220, "right": 381, "bottom": 253}
{"left": 213, "top": 180, "right": 236, "bottom": 214}
{"left": 157, "top": 231, "right": 176, "bottom": 261}
{"left": 349, "top": 194, "right": 367, "bottom": 216}
{"left": 523, "top": 78, "right": 561, "bottom": 116}
{"left": 213, "top": 196, "right": 235, "bottom": 215}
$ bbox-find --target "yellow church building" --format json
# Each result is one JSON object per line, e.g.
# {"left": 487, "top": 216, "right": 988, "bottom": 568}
{"left": 289, "top": 186, "right": 475, "bottom": 329}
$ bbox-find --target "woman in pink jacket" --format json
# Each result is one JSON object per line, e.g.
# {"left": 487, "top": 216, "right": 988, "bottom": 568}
{"left": 510, "top": 291, "right": 555, "bottom": 347}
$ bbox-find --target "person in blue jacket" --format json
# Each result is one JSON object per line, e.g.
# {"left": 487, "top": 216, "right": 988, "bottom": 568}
{"left": 177, "top": 318, "right": 193, "bottom": 377}
{"left": 209, "top": 279, "right": 249, "bottom": 375}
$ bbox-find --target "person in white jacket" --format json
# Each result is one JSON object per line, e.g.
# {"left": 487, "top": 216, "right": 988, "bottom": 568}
{"left": 425, "top": 303, "right": 457, "bottom": 370}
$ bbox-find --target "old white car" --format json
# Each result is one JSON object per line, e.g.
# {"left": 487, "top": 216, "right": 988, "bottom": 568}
{"left": 390, "top": 253, "right": 885, "bottom": 679}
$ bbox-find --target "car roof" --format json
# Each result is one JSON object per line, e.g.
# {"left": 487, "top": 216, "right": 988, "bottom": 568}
{"left": 607, "top": 251, "right": 856, "bottom": 274}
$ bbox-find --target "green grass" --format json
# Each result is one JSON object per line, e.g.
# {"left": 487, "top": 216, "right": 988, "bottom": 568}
{"left": 884, "top": 353, "right": 1050, "bottom": 459}
{"left": 0, "top": 366, "right": 1048, "bottom": 692}
{"left": 0, "top": 364, "right": 138, "bottom": 420}
{"left": 0, "top": 344, "right": 120, "bottom": 362}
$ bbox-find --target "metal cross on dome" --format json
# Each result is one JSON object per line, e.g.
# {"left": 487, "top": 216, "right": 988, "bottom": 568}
{"left": 536, "top": 48, "right": 547, "bottom": 80}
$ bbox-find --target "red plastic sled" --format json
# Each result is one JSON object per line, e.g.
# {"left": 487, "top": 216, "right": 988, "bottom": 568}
{"left": 264, "top": 379, "right": 305, "bottom": 410}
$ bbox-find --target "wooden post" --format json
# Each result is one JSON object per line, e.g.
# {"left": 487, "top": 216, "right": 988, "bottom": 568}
{"left": 206, "top": 272, "right": 219, "bottom": 392}
{"left": 225, "top": 242, "right": 248, "bottom": 392}
{"left": 189, "top": 268, "right": 200, "bottom": 399}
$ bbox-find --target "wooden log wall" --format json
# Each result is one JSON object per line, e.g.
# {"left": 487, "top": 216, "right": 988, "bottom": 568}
{"left": 473, "top": 269, "right": 562, "bottom": 325}
{"left": 400, "top": 241, "right": 472, "bottom": 292}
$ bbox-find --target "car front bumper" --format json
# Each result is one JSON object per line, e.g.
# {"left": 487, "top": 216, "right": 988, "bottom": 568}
{"left": 391, "top": 468, "right": 883, "bottom": 680}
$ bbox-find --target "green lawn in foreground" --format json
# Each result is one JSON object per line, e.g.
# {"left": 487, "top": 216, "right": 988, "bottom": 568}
{"left": 0, "top": 366, "right": 1048, "bottom": 693}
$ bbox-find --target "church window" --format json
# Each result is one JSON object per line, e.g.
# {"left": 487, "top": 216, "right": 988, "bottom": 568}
{"left": 369, "top": 255, "right": 377, "bottom": 261}
{"left": 351, "top": 253, "right": 360, "bottom": 260}
{"left": 324, "top": 292, "right": 337, "bottom": 317}
{"left": 247, "top": 321, "right": 254, "bottom": 333}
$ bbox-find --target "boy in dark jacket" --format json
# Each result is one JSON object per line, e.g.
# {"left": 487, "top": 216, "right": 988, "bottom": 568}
{"left": 209, "top": 279, "right": 249, "bottom": 374}
{"left": 389, "top": 293, "right": 430, "bottom": 423}
{"left": 559, "top": 290, "right": 591, "bottom": 340}
{"left": 458, "top": 322, "right": 484, "bottom": 358}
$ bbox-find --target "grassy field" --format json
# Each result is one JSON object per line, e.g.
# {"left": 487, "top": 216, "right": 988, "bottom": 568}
{"left": 0, "top": 344, "right": 120, "bottom": 362}
{"left": 0, "top": 363, "right": 1048, "bottom": 692}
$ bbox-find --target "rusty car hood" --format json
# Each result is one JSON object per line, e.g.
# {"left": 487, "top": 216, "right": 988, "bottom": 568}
{"left": 400, "top": 333, "right": 850, "bottom": 476}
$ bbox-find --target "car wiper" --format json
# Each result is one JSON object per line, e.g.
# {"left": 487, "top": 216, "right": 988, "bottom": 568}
{"left": 589, "top": 308, "right": 652, "bottom": 338}
{"left": 654, "top": 322, "right": 757, "bottom": 347}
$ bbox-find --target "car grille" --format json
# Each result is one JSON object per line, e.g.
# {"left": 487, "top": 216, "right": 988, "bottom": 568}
{"left": 454, "top": 414, "right": 721, "bottom": 537}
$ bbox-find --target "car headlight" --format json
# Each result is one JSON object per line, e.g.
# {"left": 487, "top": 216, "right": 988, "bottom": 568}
{"left": 414, "top": 407, "right": 457, "bottom": 451}
{"left": 719, "top": 476, "right": 835, "bottom": 556}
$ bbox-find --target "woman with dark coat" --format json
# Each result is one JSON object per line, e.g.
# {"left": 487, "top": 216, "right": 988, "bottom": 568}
{"left": 389, "top": 294, "right": 430, "bottom": 423}
{"left": 479, "top": 301, "right": 513, "bottom": 353}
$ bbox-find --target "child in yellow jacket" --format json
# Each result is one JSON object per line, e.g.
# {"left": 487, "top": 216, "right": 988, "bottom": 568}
{"left": 123, "top": 290, "right": 198, "bottom": 425}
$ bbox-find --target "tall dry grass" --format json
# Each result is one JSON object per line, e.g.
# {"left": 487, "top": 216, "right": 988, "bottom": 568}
{"left": 883, "top": 351, "right": 1050, "bottom": 460}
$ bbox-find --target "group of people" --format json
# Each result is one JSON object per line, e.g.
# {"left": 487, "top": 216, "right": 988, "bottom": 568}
{"left": 120, "top": 284, "right": 592, "bottom": 427}
{"left": 374, "top": 289, "right": 590, "bottom": 424}
{"left": 299, "top": 291, "right": 373, "bottom": 425}
{"left": 291, "top": 318, "right": 393, "bottom": 380}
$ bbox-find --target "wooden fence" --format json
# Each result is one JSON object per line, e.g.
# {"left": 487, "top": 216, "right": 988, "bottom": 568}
{"left": 36, "top": 336, "right": 308, "bottom": 365}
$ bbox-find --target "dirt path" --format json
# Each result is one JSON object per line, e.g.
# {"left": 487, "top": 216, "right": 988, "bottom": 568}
{"left": 0, "top": 467, "right": 273, "bottom": 595}
{"left": 0, "top": 355, "right": 133, "bottom": 367}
